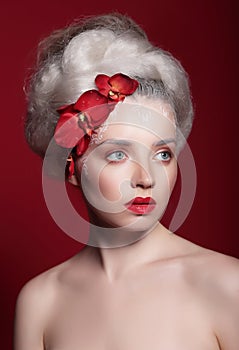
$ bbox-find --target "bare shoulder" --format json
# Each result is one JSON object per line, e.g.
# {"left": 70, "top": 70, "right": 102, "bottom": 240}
{"left": 170, "top": 234, "right": 239, "bottom": 303}
{"left": 172, "top": 234, "right": 239, "bottom": 291}
{"left": 14, "top": 260, "right": 67, "bottom": 332}
{"left": 195, "top": 247, "right": 239, "bottom": 293}
{"left": 198, "top": 249, "right": 239, "bottom": 348}
{"left": 16, "top": 249, "right": 86, "bottom": 307}
{"left": 14, "top": 250, "right": 85, "bottom": 350}
{"left": 180, "top": 241, "right": 239, "bottom": 349}
{"left": 16, "top": 264, "right": 60, "bottom": 312}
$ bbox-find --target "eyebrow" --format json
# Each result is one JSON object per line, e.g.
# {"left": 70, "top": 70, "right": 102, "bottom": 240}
{"left": 98, "top": 138, "right": 176, "bottom": 147}
{"left": 153, "top": 138, "right": 176, "bottom": 147}
{"left": 98, "top": 139, "right": 132, "bottom": 146}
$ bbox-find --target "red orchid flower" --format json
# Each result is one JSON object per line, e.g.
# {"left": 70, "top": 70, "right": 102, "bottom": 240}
{"left": 54, "top": 73, "right": 139, "bottom": 178}
{"left": 95, "top": 73, "right": 139, "bottom": 101}
{"left": 54, "top": 90, "right": 110, "bottom": 155}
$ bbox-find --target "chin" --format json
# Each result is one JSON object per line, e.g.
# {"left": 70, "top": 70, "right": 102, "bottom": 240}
{"left": 90, "top": 207, "right": 160, "bottom": 231}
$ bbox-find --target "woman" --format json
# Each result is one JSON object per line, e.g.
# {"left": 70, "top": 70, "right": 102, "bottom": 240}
{"left": 14, "top": 13, "right": 239, "bottom": 350}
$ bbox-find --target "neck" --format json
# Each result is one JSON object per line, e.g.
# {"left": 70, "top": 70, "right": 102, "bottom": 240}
{"left": 86, "top": 222, "right": 175, "bottom": 282}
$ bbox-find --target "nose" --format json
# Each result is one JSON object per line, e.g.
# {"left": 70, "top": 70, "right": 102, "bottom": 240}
{"left": 130, "top": 161, "right": 155, "bottom": 189}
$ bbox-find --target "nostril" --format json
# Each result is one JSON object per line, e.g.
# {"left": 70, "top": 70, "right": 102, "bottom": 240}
{"left": 136, "top": 178, "right": 154, "bottom": 189}
{"left": 130, "top": 160, "right": 155, "bottom": 189}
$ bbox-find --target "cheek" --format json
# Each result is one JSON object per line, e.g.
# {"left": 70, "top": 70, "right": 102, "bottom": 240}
{"left": 168, "top": 162, "right": 178, "bottom": 191}
{"left": 154, "top": 161, "right": 178, "bottom": 198}
{"left": 99, "top": 165, "right": 127, "bottom": 201}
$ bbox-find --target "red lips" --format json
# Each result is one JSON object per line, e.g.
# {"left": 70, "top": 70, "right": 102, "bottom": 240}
{"left": 125, "top": 197, "right": 156, "bottom": 214}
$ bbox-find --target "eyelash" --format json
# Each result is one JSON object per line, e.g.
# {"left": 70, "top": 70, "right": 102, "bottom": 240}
{"left": 154, "top": 150, "right": 172, "bottom": 162}
{"left": 106, "top": 151, "right": 128, "bottom": 163}
{"left": 106, "top": 150, "right": 172, "bottom": 163}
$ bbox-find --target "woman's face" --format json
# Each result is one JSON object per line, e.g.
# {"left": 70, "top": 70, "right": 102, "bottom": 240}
{"left": 75, "top": 97, "right": 177, "bottom": 233}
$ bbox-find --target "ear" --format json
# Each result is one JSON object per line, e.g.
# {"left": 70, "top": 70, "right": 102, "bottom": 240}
{"left": 68, "top": 174, "right": 80, "bottom": 186}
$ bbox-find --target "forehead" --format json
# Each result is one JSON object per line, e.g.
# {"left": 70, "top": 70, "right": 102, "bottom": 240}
{"left": 98, "top": 97, "right": 176, "bottom": 144}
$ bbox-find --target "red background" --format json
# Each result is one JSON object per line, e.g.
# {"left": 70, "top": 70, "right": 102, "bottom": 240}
{"left": 1, "top": 0, "right": 238, "bottom": 347}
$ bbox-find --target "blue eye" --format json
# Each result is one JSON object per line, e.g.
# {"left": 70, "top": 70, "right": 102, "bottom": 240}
{"left": 106, "top": 151, "right": 127, "bottom": 162}
{"left": 154, "top": 151, "right": 172, "bottom": 162}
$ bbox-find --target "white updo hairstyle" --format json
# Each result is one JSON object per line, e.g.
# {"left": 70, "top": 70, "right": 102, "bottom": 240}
{"left": 25, "top": 13, "right": 194, "bottom": 158}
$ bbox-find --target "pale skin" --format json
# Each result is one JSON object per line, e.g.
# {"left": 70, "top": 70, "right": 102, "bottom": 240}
{"left": 14, "top": 97, "right": 239, "bottom": 350}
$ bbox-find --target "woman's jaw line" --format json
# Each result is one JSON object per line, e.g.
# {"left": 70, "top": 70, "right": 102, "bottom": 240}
{"left": 86, "top": 205, "right": 161, "bottom": 249}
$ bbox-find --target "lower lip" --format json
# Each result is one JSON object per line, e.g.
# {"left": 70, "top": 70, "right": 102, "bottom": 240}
{"left": 126, "top": 204, "right": 156, "bottom": 214}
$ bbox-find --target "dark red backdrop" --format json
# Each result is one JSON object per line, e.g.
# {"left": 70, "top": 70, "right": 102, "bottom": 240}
{"left": 1, "top": 0, "right": 238, "bottom": 348}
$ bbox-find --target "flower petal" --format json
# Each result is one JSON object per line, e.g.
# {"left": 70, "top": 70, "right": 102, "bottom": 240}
{"left": 86, "top": 104, "right": 111, "bottom": 125}
{"left": 74, "top": 90, "right": 111, "bottom": 125}
{"left": 74, "top": 90, "right": 108, "bottom": 111}
{"left": 54, "top": 73, "right": 139, "bottom": 157}
{"left": 95, "top": 74, "right": 110, "bottom": 97}
{"left": 109, "top": 73, "right": 139, "bottom": 95}
{"left": 74, "top": 89, "right": 111, "bottom": 126}
{"left": 55, "top": 107, "right": 84, "bottom": 148}
{"left": 76, "top": 134, "right": 91, "bottom": 156}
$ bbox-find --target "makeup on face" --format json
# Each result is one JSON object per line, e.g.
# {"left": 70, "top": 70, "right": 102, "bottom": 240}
{"left": 76, "top": 97, "right": 178, "bottom": 230}
{"left": 125, "top": 197, "right": 156, "bottom": 215}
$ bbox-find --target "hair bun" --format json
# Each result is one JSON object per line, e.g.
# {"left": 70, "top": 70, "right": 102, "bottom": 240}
{"left": 25, "top": 13, "right": 193, "bottom": 158}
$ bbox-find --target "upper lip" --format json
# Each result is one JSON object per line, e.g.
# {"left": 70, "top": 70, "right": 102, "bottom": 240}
{"left": 126, "top": 197, "right": 156, "bottom": 205}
